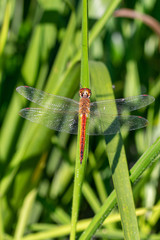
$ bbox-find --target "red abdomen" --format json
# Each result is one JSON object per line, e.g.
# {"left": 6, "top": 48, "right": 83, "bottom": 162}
{"left": 80, "top": 114, "right": 87, "bottom": 163}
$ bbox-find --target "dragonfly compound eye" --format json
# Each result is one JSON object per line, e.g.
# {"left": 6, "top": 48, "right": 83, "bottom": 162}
{"left": 79, "top": 88, "right": 91, "bottom": 98}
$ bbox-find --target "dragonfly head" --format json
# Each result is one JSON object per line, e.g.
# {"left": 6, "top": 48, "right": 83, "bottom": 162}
{"left": 79, "top": 88, "right": 91, "bottom": 99}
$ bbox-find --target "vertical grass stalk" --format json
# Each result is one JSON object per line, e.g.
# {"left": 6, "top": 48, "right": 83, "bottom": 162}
{"left": 80, "top": 0, "right": 90, "bottom": 88}
{"left": 70, "top": 0, "right": 90, "bottom": 239}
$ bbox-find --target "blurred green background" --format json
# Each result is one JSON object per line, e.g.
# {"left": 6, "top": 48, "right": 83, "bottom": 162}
{"left": 0, "top": 0, "right": 160, "bottom": 239}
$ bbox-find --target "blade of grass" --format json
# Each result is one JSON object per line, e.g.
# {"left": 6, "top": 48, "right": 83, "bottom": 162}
{"left": 80, "top": 0, "right": 89, "bottom": 89}
{"left": 88, "top": 61, "right": 140, "bottom": 240}
{"left": 130, "top": 138, "right": 160, "bottom": 183}
{"left": 14, "top": 189, "right": 37, "bottom": 240}
{"left": 21, "top": 26, "right": 45, "bottom": 86}
{"left": 0, "top": 0, "right": 12, "bottom": 56}
{"left": 89, "top": 151, "right": 108, "bottom": 203}
{"left": 70, "top": 0, "right": 90, "bottom": 239}
{"left": 89, "top": 0, "right": 121, "bottom": 44}
{"left": 45, "top": 10, "right": 76, "bottom": 92}
{"left": 95, "top": 230, "right": 160, "bottom": 240}
{"left": 50, "top": 161, "right": 74, "bottom": 199}
{"left": 82, "top": 182, "right": 101, "bottom": 213}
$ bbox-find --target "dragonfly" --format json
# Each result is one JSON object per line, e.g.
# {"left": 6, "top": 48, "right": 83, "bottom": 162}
{"left": 16, "top": 86, "right": 155, "bottom": 163}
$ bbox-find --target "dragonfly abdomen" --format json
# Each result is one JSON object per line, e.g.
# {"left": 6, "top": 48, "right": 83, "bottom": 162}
{"left": 80, "top": 114, "right": 87, "bottom": 163}
{"left": 79, "top": 96, "right": 90, "bottom": 163}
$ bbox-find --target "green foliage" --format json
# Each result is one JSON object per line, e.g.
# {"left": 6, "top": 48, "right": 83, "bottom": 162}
{"left": 0, "top": 0, "right": 160, "bottom": 240}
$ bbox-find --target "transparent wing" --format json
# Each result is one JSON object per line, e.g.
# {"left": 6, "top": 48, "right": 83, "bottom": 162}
{"left": 16, "top": 86, "right": 79, "bottom": 111}
{"left": 87, "top": 114, "right": 148, "bottom": 135}
{"left": 19, "top": 108, "right": 149, "bottom": 135}
{"left": 19, "top": 108, "right": 79, "bottom": 134}
{"left": 90, "top": 95, "right": 155, "bottom": 114}
{"left": 87, "top": 113, "right": 148, "bottom": 135}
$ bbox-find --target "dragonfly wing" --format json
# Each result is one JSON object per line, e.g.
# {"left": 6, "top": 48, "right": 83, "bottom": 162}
{"left": 19, "top": 108, "right": 78, "bottom": 134}
{"left": 16, "top": 86, "right": 79, "bottom": 111}
{"left": 87, "top": 113, "right": 148, "bottom": 135}
{"left": 90, "top": 95, "right": 155, "bottom": 114}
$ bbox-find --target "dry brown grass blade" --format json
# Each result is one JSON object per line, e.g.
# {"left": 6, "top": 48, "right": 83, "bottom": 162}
{"left": 114, "top": 8, "right": 160, "bottom": 36}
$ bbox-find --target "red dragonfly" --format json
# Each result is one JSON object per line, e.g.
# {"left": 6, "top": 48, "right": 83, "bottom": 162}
{"left": 16, "top": 86, "right": 154, "bottom": 163}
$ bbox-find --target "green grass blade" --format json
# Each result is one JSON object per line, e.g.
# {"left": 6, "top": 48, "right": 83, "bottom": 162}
{"left": 89, "top": 0, "right": 121, "bottom": 44}
{"left": 130, "top": 137, "right": 160, "bottom": 183}
{"left": 95, "top": 230, "right": 160, "bottom": 240}
{"left": 46, "top": 11, "right": 76, "bottom": 92}
{"left": 0, "top": 0, "right": 12, "bottom": 56}
{"left": 82, "top": 182, "right": 101, "bottom": 213}
{"left": 21, "top": 26, "right": 44, "bottom": 86}
{"left": 88, "top": 61, "right": 140, "bottom": 240}
{"left": 14, "top": 189, "right": 37, "bottom": 240}
{"left": 89, "top": 152, "right": 108, "bottom": 203}
{"left": 70, "top": 1, "right": 90, "bottom": 239}
{"left": 80, "top": 0, "right": 89, "bottom": 88}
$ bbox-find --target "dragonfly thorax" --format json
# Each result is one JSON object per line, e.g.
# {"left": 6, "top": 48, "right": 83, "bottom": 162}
{"left": 79, "top": 98, "right": 90, "bottom": 116}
